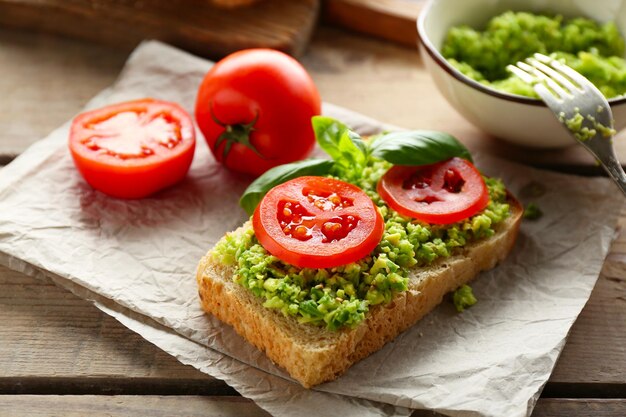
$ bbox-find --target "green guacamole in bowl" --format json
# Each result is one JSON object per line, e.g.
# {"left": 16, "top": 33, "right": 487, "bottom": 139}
{"left": 442, "top": 11, "right": 626, "bottom": 99}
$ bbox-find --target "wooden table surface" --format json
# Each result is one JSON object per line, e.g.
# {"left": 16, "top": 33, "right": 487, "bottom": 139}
{"left": 1, "top": 25, "right": 625, "bottom": 417}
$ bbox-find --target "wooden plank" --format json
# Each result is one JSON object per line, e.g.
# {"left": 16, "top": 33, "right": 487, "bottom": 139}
{"left": 0, "top": 0, "right": 319, "bottom": 59}
{"left": 0, "top": 266, "right": 215, "bottom": 391}
{"left": 532, "top": 399, "right": 626, "bottom": 416}
{"left": 323, "top": 0, "right": 423, "bottom": 47}
{"left": 0, "top": 396, "right": 624, "bottom": 417}
{"left": 0, "top": 27, "right": 127, "bottom": 159}
{"left": 0, "top": 396, "right": 270, "bottom": 417}
{"left": 411, "top": 399, "right": 626, "bottom": 416}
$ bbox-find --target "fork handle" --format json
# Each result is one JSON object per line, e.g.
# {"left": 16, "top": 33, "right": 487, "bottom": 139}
{"left": 601, "top": 153, "right": 626, "bottom": 198}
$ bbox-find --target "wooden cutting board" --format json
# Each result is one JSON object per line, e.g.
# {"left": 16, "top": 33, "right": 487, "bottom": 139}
{"left": 323, "top": 0, "right": 424, "bottom": 47}
{"left": 0, "top": 0, "right": 320, "bottom": 58}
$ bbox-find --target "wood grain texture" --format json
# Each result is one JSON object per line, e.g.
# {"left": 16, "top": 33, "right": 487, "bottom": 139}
{"left": 0, "top": 396, "right": 271, "bottom": 417}
{"left": 0, "top": 396, "right": 624, "bottom": 417}
{"left": 0, "top": 0, "right": 319, "bottom": 59}
{"left": 0, "top": 28, "right": 127, "bottom": 158}
{"left": 323, "top": 0, "right": 423, "bottom": 47}
{"left": 411, "top": 399, "right": 626, "bottom": 417}
{"left": 532, "top": 399, "right": 626, "bottom": 416}
{"left": 0, "top": 266, "right": 214, "bottom": 390}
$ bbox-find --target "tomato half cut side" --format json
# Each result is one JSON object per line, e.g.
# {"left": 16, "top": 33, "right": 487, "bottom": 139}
{"left": 252, "top": 176, "right": 384, "bottom": 269}
{"left": 377, "top": 158, "right": 489, "bottom": 225}
{"left": 69, "top": 98, "right": 196, "bottom": 199}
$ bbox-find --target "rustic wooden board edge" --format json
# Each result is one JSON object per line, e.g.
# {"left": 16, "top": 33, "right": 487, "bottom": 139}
{"left": 322, "top": 0, "right": 422, "bottom": 47}
{"left": 0, "top": 0, "right": 320, "bottom": 58}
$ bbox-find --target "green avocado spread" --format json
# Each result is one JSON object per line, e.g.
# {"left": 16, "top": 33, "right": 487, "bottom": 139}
{"left": 442, "top": 11, "right": 626, "bottom": 99}
{"left": 212, "top": 159, "right": 510, "bottom": 331}
{"left": 558, "top": 108, "right": 617, "bottom": 141}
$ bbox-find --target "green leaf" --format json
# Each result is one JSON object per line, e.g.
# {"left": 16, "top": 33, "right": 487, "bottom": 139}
{"left": 239, "top": 159, "right": 335, "bottom": 216}
{"left": 370, "top": 131, "right": 472, "bottom": 166}
{"left": 312, "top": 116, "right": 367, "bottom": 172}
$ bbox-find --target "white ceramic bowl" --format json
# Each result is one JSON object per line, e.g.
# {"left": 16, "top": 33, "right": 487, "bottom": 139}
{"left": 417, "top": 0, "right": 626, "bottom": 148}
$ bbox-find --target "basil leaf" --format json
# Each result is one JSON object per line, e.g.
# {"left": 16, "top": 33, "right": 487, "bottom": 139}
{"left": 312, "top": 116, "right": 367, "bottom": 171}
{"left": 239, "top": 159, "right": 334, "bottom": 216}
{"left": 370, "top": 131, "right": 472, "bottom": 165}
{"left": 346, "top": 129, "right": 369, "bottom": 157}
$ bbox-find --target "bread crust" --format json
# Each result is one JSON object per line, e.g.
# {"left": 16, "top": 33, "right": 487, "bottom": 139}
{"left": 196, "top": 195, "right": 523, "bottom": 388}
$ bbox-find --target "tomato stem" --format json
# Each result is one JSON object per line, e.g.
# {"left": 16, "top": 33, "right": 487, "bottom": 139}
{"left": 210, "top": 105, "right": 264, "bottom": 160}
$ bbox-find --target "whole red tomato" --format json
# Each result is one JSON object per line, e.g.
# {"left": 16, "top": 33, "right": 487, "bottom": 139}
{"left": 195, "top": 49, "right": 321, "bottom": 177}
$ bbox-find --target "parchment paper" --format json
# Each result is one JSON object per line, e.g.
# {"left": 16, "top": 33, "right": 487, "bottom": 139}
{"left": 0, "top": 41, "right": 622, "bottom": 417}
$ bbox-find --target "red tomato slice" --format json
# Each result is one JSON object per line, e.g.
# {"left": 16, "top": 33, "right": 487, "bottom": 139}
{"left": 69, "top": 98, "right": 196, "bottom": 199}
{"left": 253, "top": 176, "right": 384, "bottom": 269}
{"left": 377, "top": 158, "right": 489, "bottom": 224}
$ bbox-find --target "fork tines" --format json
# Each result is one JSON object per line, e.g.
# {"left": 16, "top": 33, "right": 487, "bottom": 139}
{"left": 507, "top": 53, "right": 598, "bottom": 101}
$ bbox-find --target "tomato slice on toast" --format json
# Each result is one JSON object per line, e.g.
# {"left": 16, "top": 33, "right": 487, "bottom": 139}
{"left": 253, "top": 176, "right": 384, "bottom": 269}
{"left": 69, "top": 98, "right": 195, "bottom": 199}
{"left": 377, "top": 158, "right": 489, "bottom": 224}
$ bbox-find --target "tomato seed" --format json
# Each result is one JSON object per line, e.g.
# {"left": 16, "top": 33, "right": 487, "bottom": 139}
{"left": 443, "top": 169, "right": 465, "bottom": 193}
{"left": 294, "top": 225, "right": 312, "bottom": 240}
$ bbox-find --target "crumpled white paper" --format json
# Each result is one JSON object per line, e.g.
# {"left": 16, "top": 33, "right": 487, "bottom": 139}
{"left": 0, "top": 41, "right": 622, "bottom": 417}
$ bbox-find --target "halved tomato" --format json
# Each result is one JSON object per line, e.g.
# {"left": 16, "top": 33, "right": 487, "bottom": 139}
{"left": 69, "top": 98, "right": 196, "bottom": 199}
{"left": 253, "top": 176, "right": 384, "bottom": 269}
{"left": 377, "top": 158, "right": 489, "bottom": 224}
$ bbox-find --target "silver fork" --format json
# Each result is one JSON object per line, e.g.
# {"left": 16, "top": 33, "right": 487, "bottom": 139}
{"left": 508, "top": 53, "right": 626, "bottom": 197}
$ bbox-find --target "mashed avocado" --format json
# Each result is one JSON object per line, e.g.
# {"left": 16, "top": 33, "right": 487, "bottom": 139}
{"left": 212, "top": 158, "right": 510, "bottom": 331}
{"left": 452, "top": 285, "right": 478, "bottom": 312}
{"left": 558, "top": 108, "right": 617, "bottom": 141}
{"left": 442, "top": 11, "right": 626, "bottom": 99}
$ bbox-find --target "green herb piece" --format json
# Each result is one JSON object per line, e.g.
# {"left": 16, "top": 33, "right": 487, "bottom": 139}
{"left": 239, "top": 159, "right": 334, "bottom": 216}
{"left": 452, "top": 284, "right": 478, "bottom": 313}
{"left": 312, "top": 116, "right": 368, "bottom": 178}
{"left": 369, "top": 131, "right": 472, "bottom": 166}
{"left": 523, "top": 202, "right": 543, "bottom": 220}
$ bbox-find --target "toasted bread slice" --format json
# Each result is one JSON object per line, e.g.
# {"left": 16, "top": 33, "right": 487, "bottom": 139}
{"left": 196, "top": 195, "right": 523, "bottom": 388}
